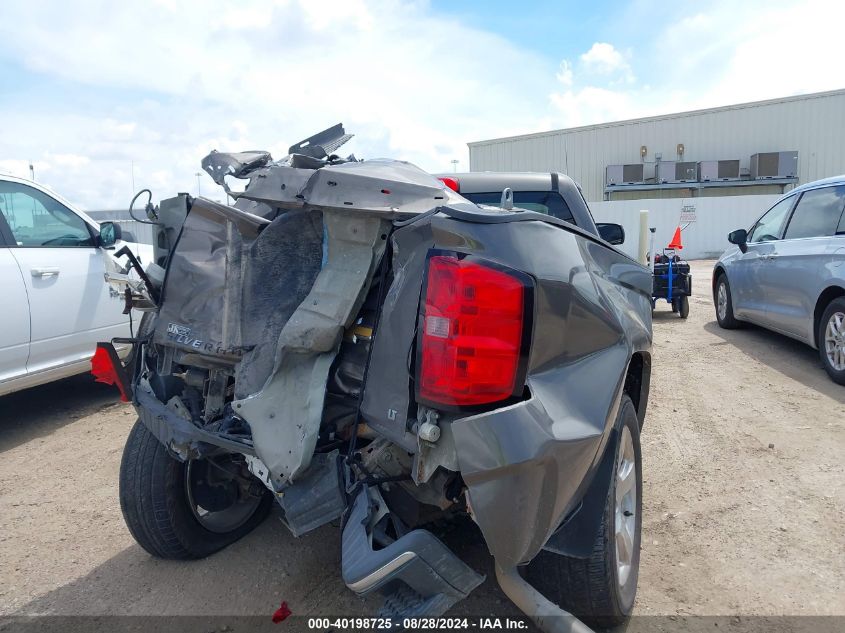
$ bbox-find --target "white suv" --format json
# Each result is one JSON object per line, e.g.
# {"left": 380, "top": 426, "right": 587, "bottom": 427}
{"left": 0, "top": 174, "right": 151, "bottom": 396}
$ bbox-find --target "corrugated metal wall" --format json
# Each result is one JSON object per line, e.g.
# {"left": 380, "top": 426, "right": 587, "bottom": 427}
{"left": 112, "top": 219, "right": 154, "bottom": 244}
{"left": 87, "top": 210, "right": 154, "bottom": 244}
{"left": 469, "top": 90, "right": 845, "bottom": 201}
{"left": 590, "top": 194, "right": 781, "bottom": 260}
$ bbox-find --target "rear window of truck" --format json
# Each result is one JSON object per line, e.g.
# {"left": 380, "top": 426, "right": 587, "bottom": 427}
{"left": 462, "top": 191, "right": 575, "bottom": 224}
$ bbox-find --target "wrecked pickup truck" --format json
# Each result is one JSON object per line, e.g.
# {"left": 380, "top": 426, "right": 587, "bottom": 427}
{"left": 99, "top": 125, "right": 652, "bottom": 632}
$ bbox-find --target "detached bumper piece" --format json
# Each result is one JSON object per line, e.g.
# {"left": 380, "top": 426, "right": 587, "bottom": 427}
{"left": 342, "top": 486, "right": 484, "bottom": 619}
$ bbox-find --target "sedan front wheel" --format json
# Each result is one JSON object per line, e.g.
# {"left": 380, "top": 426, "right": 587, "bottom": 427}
{"left": 714, "top": 274, "right": 741, "bottom": 329}
{"left": 819, "top": 297, "right": 845, "bottom": 385}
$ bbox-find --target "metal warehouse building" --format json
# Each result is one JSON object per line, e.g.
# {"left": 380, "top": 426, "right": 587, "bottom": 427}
{"left": 468, "top": 89, "right": 845, "bottom": 202}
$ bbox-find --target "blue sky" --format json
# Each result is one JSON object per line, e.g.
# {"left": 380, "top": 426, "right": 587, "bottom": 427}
{"left": 430, "top": 0, "right": 609, "bottom": 59}
{"left": 0, "top": 0, "right": 842, "bottom": 208}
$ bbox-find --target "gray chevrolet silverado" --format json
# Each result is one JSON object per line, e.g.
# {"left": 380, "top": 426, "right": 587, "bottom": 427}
{"left": 99, "top": 126, "right": 653, "bottom": 632}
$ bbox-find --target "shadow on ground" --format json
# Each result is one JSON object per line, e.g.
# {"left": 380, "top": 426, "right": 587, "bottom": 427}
{"left": 703, "top": 320, "right": 845, "bottom": 404}
{"left": 9, "top": 507, "right": 525, "bottom": 623}
{"left": 0, "top": 374, "right": 121, "bottom": 452}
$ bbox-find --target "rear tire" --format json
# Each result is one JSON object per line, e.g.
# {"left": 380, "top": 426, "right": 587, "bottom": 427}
{"left": 526, "top": 395, "right": 642, "bottom": 628}
{"left": 679, "top": 295, "right": 690, "bottom": 319}
{"left": 818, "top": 297, "right": 845, "bottom": 385}
{"left": 119, "top": 420, "right": 272, "bottom": 559}
{"left": 714, "top": 273, "right": 741, "bottom": 329}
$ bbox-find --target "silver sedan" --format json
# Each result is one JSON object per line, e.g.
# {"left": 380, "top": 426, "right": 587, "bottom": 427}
{"left": 713, "top": 175, "right": 845, "bottom": 384}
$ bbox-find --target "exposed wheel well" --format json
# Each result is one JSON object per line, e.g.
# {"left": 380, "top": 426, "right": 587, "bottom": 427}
{"left": 814, "top": 286, "right": 845, "bottom": 346}
{"left": 623, "top": 352, "right": 651, "bottom": 427}
{"left": 712, "top": 265, "right": 727, "bottom": 297}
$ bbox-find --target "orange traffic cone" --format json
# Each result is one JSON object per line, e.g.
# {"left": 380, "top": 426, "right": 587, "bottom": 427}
{"left": 667, "top": 226, "right": 683, "bottom": 250}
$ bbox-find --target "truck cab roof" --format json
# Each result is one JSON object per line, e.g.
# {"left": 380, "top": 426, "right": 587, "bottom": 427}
{"left": 434, "top": 171, "right": 599, "bottom": 236}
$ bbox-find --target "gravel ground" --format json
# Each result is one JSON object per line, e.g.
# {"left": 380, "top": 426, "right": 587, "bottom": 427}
{"left": 1, "top": 259, "right": 843, "bottom": 624}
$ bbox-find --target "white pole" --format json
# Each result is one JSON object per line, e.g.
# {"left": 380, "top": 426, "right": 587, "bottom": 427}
{"left": 638, "top": 210, "right": 649, "bottom": 265}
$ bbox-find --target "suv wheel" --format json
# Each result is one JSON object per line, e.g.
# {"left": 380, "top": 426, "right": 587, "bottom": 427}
{"left": 819, "top": 297, "right": 845, "bottom": 385}
{"left": 119, "top": 420, "right": 272, "bottom": 559}
{"left": 525, "top": 394, "right": 642, "bottom": 628}
{"left": 714, "top": 273, "right": 741, "bottom": 329}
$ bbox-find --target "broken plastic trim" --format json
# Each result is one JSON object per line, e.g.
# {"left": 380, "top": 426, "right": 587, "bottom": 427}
{"left": 113, "top": 245, "right": 159, "bottom": 304}
{"left": 341, "top": 486, "right": 484, "bottom": 617}
{"left": 201, "top": 150, "right": 272, "bottom": 188}
{"left": 288, "top": 123, "right": 354, "bottom": 159}
{"left": 135, "top": 388, "right": 256, "bottom": 459}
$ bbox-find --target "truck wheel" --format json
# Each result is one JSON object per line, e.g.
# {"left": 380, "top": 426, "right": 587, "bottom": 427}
{"left": 119, "top": 420, "right": 272, "bottom": 559}
{"left": 818, "top": 297, "right": 845, "bottom": 385}
{"left": 679, "top": 295, "right": 690, "bottom": 319}
{"left": 526, "top": 395, "right": 642, "bottom": 628}
{"left": 714, "top": 273, "right": 741, "bottom": 329}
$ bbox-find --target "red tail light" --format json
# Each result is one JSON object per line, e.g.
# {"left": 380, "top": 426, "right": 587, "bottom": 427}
{"left": 91, "top": 342, "right": 130, "bottom": 402}
{"left": 438, "top": 177, "right": 460, "bottom": 193}
{"left": 418, "top": 253, "right": 532, "bottom": 408}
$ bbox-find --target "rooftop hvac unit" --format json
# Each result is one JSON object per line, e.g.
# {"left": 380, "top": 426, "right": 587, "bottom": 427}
{"left": 750, "top": 151, "right": 798, "bottom": 179}
{"left": 698, "top": 160, "right": 740, "bottom": 182}
{"left": 675, "top": 161, "right": 698, "bottom": 182}
{"left": 623, "top": 163, "right": 644, "bottom": 184}
{"left": 606, "top": 164, "right": 645, "bottom": 185}
{"left": 657, "top": 161, "right": 698, "bottom": 183}
{"left": 606, "top": 164, "right": 623, "bottom": 186}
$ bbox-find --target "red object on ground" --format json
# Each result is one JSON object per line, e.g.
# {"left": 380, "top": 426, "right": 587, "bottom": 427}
{"left": 90, "top": 343, "right": 130, "bottom": 402}
{"left": 667, "top": 226, "right": 683, "bottom": 250}
{"left": 272, "top": 601, "right": 292, "bottom": 623}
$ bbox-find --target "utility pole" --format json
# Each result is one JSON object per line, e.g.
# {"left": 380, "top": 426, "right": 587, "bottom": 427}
{"left": 450, "top": 159, "right": 459, "bottom": 173}
{"left": 195, "top": 172, "right": 202, "bottom": 197}
{"left": 29, "top": 161, "right": 35, "bottom": 181}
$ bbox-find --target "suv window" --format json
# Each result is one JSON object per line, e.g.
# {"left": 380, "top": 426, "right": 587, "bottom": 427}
{"left": 784, "top": 185, "right": 845, "bottom": 240}
{"left": 748, "top": 196, "right": 794, "bottom": 243}
{"left": 462, "top": 191, "right": 575, "bottom": 224}
{"left": 0, "top": 181, "right": 93, "bottom": 247}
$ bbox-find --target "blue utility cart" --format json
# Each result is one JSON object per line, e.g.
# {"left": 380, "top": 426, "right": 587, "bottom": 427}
{"left": 651, "top": 250, "right": 691, "bottom": 318}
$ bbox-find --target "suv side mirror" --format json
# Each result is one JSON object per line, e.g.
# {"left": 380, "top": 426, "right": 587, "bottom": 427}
{"left": 728, "top": 228, "right": 748, "bottom": 253}
{"left": 597, "top": 222, "right": 625, "bottom": 245}
{"left": 99, "top": 221, "right": 122, "bottom": 248}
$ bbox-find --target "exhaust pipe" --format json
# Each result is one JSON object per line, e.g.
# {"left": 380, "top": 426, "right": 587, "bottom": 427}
{"left": 495, "top": 564, "right": 594, "bottom": 633}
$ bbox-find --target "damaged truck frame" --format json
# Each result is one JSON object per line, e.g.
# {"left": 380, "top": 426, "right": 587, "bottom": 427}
{"left": 101, "top": 125, "right": 652, "bottom": 632}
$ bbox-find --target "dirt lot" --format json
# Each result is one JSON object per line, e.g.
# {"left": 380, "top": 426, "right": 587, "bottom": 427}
{"left": 1, "top": 259, "right": 843, "bottom": 624}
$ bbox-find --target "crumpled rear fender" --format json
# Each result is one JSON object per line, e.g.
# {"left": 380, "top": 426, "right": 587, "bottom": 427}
{"left": 453, "top": 345, "right": 629, "bottom": 567}
{"left": 364, "top": 212, "right": 652, "bottom": 568}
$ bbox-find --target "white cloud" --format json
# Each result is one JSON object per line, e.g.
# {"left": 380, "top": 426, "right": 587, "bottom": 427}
{"left": 550, "top": 87, "right": 638, "bottom": 127}
{"left": 556, "top": 60, "right": 573, "bottom": 87}
{"left": 45, "top": 153, "right": 91, "bottom": 168}
{"left": 1, "top": 0, "right": 844, "bottom": 208}
{"left": 0, "top": 0, "right": 552, "bottom": 208}
{"left": 549, "top": 0, "right": 845, "bottom": 128}
{"left": 579, "top": 43, "right": 630, "bottom": 77}
{"left": 659, "top": 0, "right": 845, "bottom": 107}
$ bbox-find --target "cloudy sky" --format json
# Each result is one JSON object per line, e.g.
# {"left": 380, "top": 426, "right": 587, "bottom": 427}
{"left": 1, "top": 0, "right": 843, "bottom": 209}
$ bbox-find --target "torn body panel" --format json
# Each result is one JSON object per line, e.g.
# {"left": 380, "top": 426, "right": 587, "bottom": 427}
{"left": 234, "top": 211, "right": 389, "bottom": 485}
{"left": 361, "top": 213, "right": 652, "bottom": 568}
